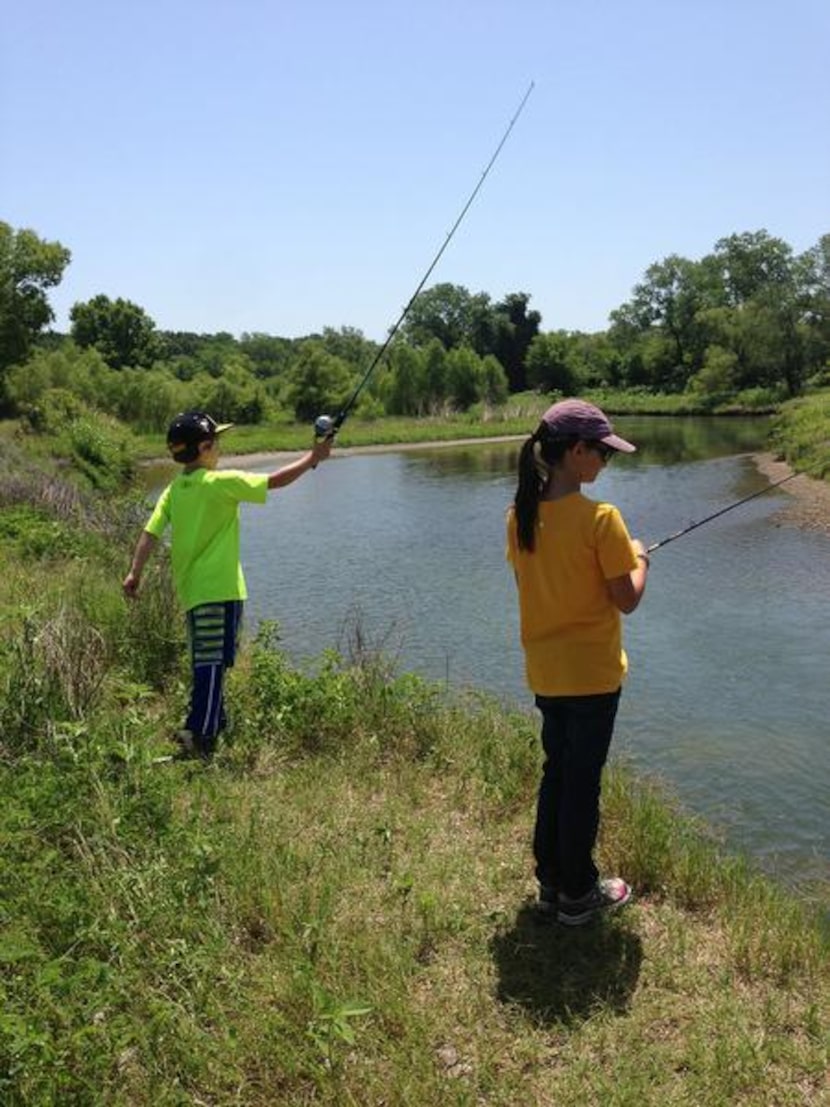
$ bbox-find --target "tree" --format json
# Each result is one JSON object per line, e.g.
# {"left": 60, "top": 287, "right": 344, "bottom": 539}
{"left": 491, "top": 292, "right": 541, "bottom": 392}
{"left": 480, "top": 354, "right": 509, "bottom": 405}
{"left": 610, "top": 255, "right": 713, "bottom": 390}
{"left": 4, "top": 341, "right": 109, "bottom": 414}
{"left": 525, "top": 331, "right": 581, "bottom": 394}
{"left": 422, "top": 339, "right": 449, "bottom": 412}
{"left": 796, "top": 235, "right": 830, "bottom": 375}
{"left": 314, "top": 326, "right": 378, "bottom": 372}
{"left": 401, "top": 283, "right": 495, "bottom": 352}
{"left": 710, "top": 231, "right": 794, "bottom": 307}
{"left": 286, "top": 342, "right": 354, "bottom": 422}
{"left": 70, "top": 295, "right": 161, "bottom": 369}
{"left": 445, "top": 347, "right": 486, "bottom": 410}
{"left": 386, "top": 344, "right": 426, "bottom": 415}
{"left": 0, "top": 222, "right": 71, "bottom": 379}
{"left": 238, "top": 332, "right": 298, "bottom": 380}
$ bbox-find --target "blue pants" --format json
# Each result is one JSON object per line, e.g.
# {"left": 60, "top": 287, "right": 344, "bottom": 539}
{"left": 533, "top": 689, "right": 621, "bottom": 900}
{"left": 185, "top": 601, "right": 243, "bottom": 756}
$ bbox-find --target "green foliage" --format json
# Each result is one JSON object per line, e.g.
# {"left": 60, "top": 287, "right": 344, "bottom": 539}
{"left": 4, "top": 340, "right": 109, "bottom": 413}
{"left": 70, "top": 294, "right": 161, "bottom": 370}
{"left": 4, "top": 218, "right": 830, "bottom": 433}
{"left": 491, "top": 290, "right": 541, "bottom": 392}
{"left": 385, "top": 343, "right": 425, "bottom": 415}
{"left": 61, "top": 412, "right": 136, "bottom": 490}
{"left": 526, "top": 330, "right": 582, "bottom": 394}
{"left": 0, "top": 222, "right": 71, "bottom": 382}
{"left": 770, "top": 387, "right": 830, "bottom": 477}
{"left": 610, "top": 229, "right": 830, "bottom": 398}
{"left": 445, "top": 345, "right": 487, "bottom": 409}
{"left": 13, "top": 386, "right": 136, "bottom": 489}
{"left": 401, "top": 281, "right": 493, "bottom": 351}
{"left": 227, "top": 621, "right": 445, "bottom": 764}
{"left": 285, "top": 341, "right": 354, "bottom": 422}
{"left": 0, "top": 505, "right": 102, "bottom": 561}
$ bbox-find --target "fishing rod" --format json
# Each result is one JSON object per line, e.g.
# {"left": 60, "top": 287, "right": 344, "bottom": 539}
{"left": 313, "top": 81, "right": 535, "bottom": 440}
{"left": 648, "top": 457, "right": 826, "bottom": 554}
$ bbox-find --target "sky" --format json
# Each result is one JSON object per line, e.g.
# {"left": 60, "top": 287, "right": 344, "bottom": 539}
{"left": 2, "top": 0, "right": 828, "bottom": 341}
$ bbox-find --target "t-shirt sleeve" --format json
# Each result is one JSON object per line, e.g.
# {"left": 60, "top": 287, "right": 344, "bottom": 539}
{"left": 215, "top": 470, "right": 270, "bottom": 504}
{"left": 145, "top": 484, "right": 171, "bottom": 538}
{"left": 595, "top": 504, "right": 638, "bottom": 580}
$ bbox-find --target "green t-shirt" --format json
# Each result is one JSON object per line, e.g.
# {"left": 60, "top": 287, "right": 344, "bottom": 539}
{"left": 145, "top": 468, "right": 269, "bottom": 612}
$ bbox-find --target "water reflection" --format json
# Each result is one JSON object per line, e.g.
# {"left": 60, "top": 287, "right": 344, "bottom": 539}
{"left": 403, "top": 416, "right": 773, "bottom": 479}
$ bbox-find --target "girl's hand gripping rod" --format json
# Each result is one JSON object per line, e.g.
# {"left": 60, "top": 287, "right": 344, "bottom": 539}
{"left": 314, "top": 82, "right": 535, "bottom": 442}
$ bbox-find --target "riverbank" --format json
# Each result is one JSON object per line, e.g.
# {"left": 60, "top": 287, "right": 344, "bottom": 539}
{"left": 224, "top": 438, "right": 830, "bottom": 542}
{"left": 2, "top": 428, "right": 829, "bottom": 1103}
{"left": 219, "top": 432, "right": 527, "bottom": 469}
{"left": 755, "top": 451, "right": 830, "bottom": 534}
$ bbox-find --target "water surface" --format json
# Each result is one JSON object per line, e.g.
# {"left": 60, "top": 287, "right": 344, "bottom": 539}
{"left": 179, "top": 418, "right": 830, "bottom": 886}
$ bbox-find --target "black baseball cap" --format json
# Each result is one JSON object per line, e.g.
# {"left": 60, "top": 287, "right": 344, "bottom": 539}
{"left": 166, "top": 411, "right": 234, "bottom": 461}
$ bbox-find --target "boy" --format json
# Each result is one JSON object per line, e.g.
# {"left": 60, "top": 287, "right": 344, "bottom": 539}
{"left": 123, "top": 410, "right": 331, "bottom": 758}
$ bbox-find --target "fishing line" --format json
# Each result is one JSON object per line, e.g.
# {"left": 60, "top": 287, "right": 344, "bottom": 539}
{"left": 648, "top": 456, "right": 827, "bottom": 554}
{"left": 314, "top": 81, "right": 535, "bottom": 439}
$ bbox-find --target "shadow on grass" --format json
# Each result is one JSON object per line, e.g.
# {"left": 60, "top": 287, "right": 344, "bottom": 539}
{"left": 490, "top": 902, "right": 642, "bottom": 1026}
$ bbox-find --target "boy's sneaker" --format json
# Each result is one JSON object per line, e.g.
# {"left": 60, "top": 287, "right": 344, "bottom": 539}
{"left": 174, "top": 728, "right": 195, "bottom": 754}
{"left": 557, "top": 877, "right": 632, "bottom": 926}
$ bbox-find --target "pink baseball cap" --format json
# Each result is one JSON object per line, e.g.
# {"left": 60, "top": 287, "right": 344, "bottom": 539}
{"left": 540, "top": 399, "right": 636, "bottom": 453}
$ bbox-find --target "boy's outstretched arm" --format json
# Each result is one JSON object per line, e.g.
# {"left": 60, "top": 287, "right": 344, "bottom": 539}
{"left": 267, "top": 437, "right": 332, "bottom": 490}
{"left": 123, "top": 531, "right": 159, "bottom": 598}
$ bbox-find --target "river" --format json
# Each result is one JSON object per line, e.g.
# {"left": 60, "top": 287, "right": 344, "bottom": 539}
{"left": 153, "top": 416, "right": 830, "bottom": 889}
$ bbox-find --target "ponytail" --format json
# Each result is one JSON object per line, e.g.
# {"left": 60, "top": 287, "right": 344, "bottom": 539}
{"left": 514, "top": 435, "right": 544, "bottom": 551}
{"left": 512, "top": 428, "right": 579, "bottom": 552}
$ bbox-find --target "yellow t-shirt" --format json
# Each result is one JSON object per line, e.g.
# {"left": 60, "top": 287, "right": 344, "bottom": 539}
{"left": 146, "top": 468, "right": 269, "bottom": 612}
{"left": 506, "top": 494, "right": 638, "bottom": 696}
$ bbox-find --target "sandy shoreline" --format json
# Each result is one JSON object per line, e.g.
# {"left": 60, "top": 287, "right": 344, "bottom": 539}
{"left": 220, "top": 434, "right": 526, "bottom": 469}
{"left": 752, "top": 452, "right": 830, "bottom": 534}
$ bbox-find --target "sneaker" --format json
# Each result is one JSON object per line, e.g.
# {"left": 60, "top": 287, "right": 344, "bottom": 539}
{"left": 557, "top": 877, "right": 632, "bottom": 926}
{"left": 174, "top": 728, "right": 195, "bottom": 754}
{"left": 537, "top": 885, "right": 558, "bottom": 916}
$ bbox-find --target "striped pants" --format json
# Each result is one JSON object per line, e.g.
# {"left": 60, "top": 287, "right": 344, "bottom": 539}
{"left": 185, "top": 601, "right": 243, "bottom": 756}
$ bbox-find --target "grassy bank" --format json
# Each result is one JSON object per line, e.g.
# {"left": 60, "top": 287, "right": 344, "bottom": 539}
{"left": 131, "top": 388, "right": 780, "bottom": 460}
{"left": 772, "top": 388, "right": 830, "bottom": 478}
{"left": 0, "top": 432, "right": 828, "bottom": 1104}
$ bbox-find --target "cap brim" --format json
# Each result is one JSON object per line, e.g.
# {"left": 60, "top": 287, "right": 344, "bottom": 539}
{"left": 214, "top": 423, "right": 234, "bottom": 434}
{"left": 602, "top": 433, "right": 636, "bottom": 453}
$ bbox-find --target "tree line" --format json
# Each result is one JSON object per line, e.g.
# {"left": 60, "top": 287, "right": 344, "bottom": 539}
{"left": 1, "top": 219, "right": 828, "bottom": 434}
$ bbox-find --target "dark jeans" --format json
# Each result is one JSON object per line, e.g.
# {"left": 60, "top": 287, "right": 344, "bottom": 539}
{"left": 533, "top": 689, "right": 621, "bottom": 900}
{"left": 185, "top": 600, "right": 243, "bottom": 755}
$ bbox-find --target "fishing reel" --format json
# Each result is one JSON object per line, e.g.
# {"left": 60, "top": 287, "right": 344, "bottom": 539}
{"left": 314, "top": 414, "right": 336, "bottom": 439}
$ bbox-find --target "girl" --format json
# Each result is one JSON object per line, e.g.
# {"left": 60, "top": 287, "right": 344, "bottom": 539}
{"left": 506, "top": 399, "right": 649, "bottom": 925}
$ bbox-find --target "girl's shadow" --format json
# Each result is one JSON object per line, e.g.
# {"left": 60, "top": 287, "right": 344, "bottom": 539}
{"left": 490, "top": 902, "right": 642, "bottom": 1025}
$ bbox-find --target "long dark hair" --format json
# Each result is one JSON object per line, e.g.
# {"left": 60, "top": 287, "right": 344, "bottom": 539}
{"left": 513, "top": 427, "right": 578, "bottom": 551}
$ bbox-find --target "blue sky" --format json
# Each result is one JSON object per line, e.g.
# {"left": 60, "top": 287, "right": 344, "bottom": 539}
{"left": 3, "top": 0, "right": 828, "bottom": 340}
